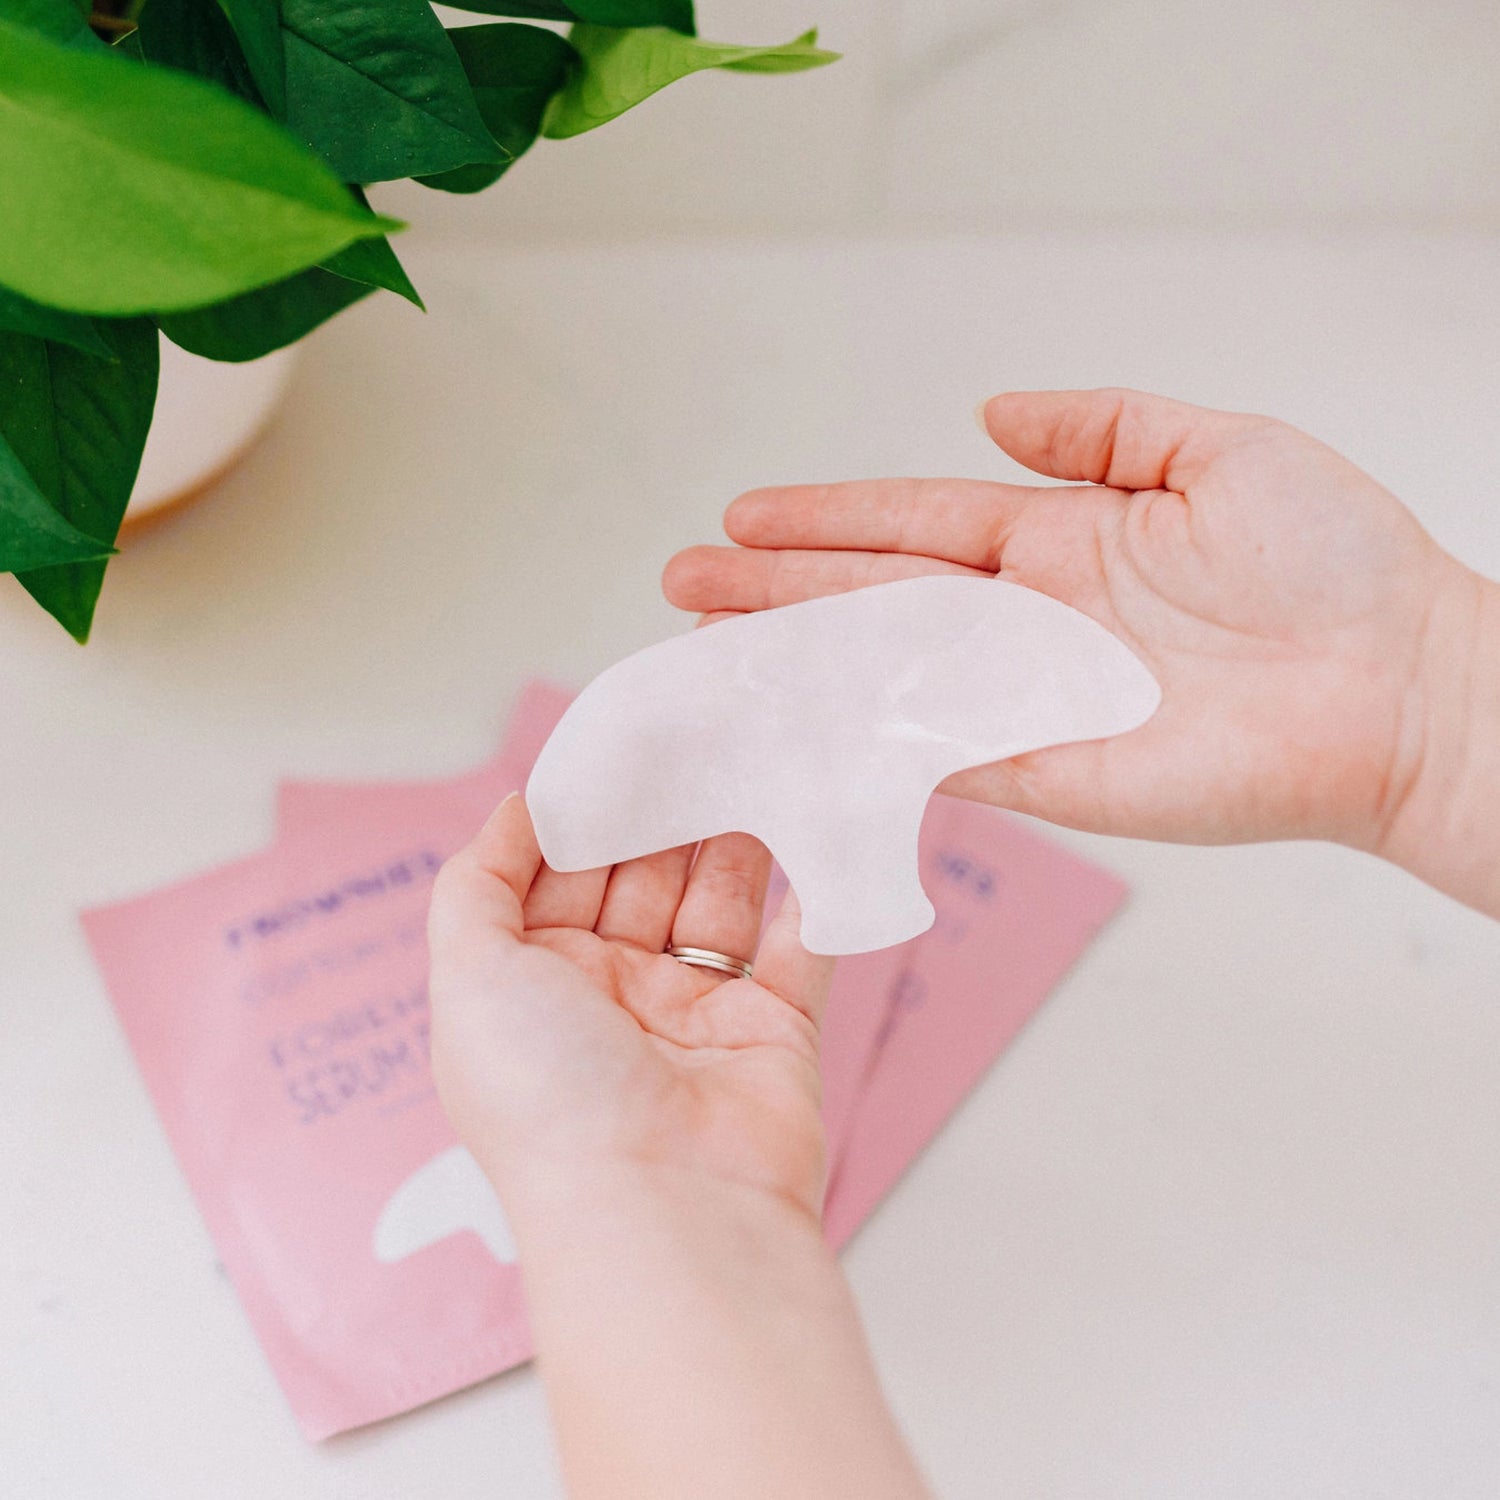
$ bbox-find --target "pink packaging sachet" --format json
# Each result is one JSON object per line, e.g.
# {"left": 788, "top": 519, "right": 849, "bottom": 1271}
{"left": 84, "top": 679, "right": 1129, "bottom": 1438}
{"left": 83, "top": 811, "right": 526, "bottom": 1441}
{"left": 274, "top": 682, "right": 1130, "bottom": 1246}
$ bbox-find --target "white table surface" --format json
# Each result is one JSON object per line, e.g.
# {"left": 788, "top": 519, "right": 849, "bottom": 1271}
{"left": 4, "top": 232, "right": 1499, "bottom": 1499}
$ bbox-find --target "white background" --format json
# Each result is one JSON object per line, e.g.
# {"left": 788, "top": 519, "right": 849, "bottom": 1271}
{"left": 4, "top": 4, "right": 1500, "bottom": 1497}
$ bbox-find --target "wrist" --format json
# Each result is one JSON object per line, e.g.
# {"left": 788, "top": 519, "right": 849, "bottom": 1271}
{"left": 486, "top": 1148, "right": 827, "bottom": 1254}
{"left": 1376, "top": 561, "right": 1500, "bottom": 917}
{"left": 492, "top": 1152, "right": 926, "bottom": 1500}
{"left": 482, "top": 1148, "right": 926, "bottom": 1500}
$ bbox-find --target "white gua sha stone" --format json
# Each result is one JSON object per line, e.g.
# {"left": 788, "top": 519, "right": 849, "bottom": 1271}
{"left": 528, "top": 575, "right": 1161, "bottom": 956}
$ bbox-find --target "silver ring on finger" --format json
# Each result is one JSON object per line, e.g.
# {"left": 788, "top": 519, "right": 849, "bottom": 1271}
{"left": 666, "top": 945, "right": 753, "bottom": 981}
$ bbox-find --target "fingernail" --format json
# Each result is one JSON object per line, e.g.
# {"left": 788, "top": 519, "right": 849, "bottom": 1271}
{"left": 973, "top": 397, "right": 992, "bottom": 436}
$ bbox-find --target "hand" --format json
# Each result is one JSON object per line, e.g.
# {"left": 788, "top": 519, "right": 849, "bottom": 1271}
{"left": 427, "top": 794, "right": 833, "bottom": 1221}
{"left": 664, "top": 387, "right": 1491, "bottom": 864}
{"left": 429, "top": 800, "right": 928, "bottom": 1500}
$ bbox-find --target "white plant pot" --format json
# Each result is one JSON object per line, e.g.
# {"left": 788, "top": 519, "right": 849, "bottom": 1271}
{"left": 124, "top": 341, "right": 297, "bottom": 528}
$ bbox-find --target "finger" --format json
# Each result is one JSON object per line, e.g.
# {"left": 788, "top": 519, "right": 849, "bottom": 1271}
{"left": 980, "top": 387, "right": 1264, "bottom": 492}
{"left": 427, "top": 792, "right": 538, "bottom": 951}
{"left": 594, "top": 843, "right": 695, "bottom": 951}
{"left": 752, "top": 887, "right": 835, "bottom": 1028}
{"left": 721, "top": 477, "right": 1057, "bottom": 571}
{"left": 522, "top": 861, "right": 611, "bottom": 933}
{"left": 662, "top": 545, "right": 983, "bottom": 615}
{"left": 669, "top": 833, "right": 772, "bottom": 971}
{"left": 695, "top": 610, "right": 744, "bottom": 627}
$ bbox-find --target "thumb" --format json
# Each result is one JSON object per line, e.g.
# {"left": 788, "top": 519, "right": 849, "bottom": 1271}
{"left": 979, "top": 386, "right": 1265, "bottom": 492}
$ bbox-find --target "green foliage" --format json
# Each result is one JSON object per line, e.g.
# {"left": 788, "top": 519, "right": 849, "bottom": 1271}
{"left": 570, "top": 1, "right": 693, "bottom": 33}
{"left": 320, "top": 189, "right": 425, "bottom": 308}
{"left": 1, "top": 0, "right": 104, "bottom": 48}
{"left": 543, "top": 25, "right": 838, "bottom": 138}
{"left": 0, "top": 321, "right": 159, "bottom": 641}
{"left": 0, "top": 432, "right": 118, "bottom": 575}
{"left": 417, "top": 23, "right": 577, "bottom": 194}
{"left": 281, "top": 0, "right": 501, "bottom": 182}
{"left": 155, "top": 267, "right": 376, "bottom": 362}
{"left": 0, "top": 19, "right": 398, "bottom": 315}
{"left": 439, "top": 0, "right": 577, "bottom": 19}
{"left": 441, "top": 1, "right": 694, "bottom": 32}
{"left": 215, "top": 0, "right": 286, "bottom": 113}
{"left": 0, "top": 0, "right": 836, "bottom": 638}
{"left": 155, "top": 184, "right": 421, "bottom": 361}
{"left": 0, "top": 287, "right": 116, "bottom": 359}
{"left": 134, "top": 0, "right": 267, "bottom": 103}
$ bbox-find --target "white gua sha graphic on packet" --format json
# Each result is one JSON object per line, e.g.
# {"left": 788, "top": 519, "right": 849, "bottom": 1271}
{"left": 528, "top": 575, "right": 1161, "bottom": 955}
{"left": 373, "top": 1146, "right": 517, "bottom": 1266}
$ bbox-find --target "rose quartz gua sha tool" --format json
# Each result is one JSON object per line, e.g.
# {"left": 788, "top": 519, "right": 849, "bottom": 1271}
{"left": 528, "top": 576, "right": 1160, "bottom": 955}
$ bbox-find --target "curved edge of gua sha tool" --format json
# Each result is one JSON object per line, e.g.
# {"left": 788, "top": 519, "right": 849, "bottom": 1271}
{"left": 527, "top": 575, "right": 1160, "bottom": 955}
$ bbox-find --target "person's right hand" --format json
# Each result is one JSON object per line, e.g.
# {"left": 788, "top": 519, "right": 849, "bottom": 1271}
{"left": 664, "top": 389, "right": 1495, "bottom": 882}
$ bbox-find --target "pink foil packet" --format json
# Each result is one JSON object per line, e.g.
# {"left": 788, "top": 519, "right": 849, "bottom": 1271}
{"left": 84, "top": 679, "right": 1127, "bottom": 1439}
{"left": 82, "top": 813, "right": 528, "bottom": 1441}
{"left": 274, "top": 683, "right": 1129, "bottom": 1244}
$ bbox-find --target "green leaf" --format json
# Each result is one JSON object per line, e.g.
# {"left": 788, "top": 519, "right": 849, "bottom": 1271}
{"left": 0, "top": 320, "right": 159, "bottom": 641}
{"left": 714, "top": 31, "right": 840, "bottom": 74}
{"left": 571, "top": 0, "right": 692, "bottom": 31}
{"left": 280, "top": 0, "right": 503, "bottom": 182}
{"left": 541, "top": 24, "right": 837, "bottom": 138}
{"left": 216, "top": 0, "right": 286, "bottom": 114}
{"left": 0, "top": 284, "right": 115, "bottom": 359}
{"left": 156, "top": 265, "right": 373, "bottom": 362}
{"left": 318, "top": 187, "right": 424, "bottom": 307}
{"left": 0, "top": 429, "right": 117, "bottom": 575}
{"left": 434, "top": 0, "right": 575, "bottom": 18}
{"left": 436, "top": 0, "right": 694, "bottom": 33}
{"left": 158, "top": 185, "right": 422, "bottom": 361}
{"left": 412, "top": 159, "right": 505, "bottom": 196}
{"left": 139, "top": 0, "right": 421, "bottom": 315}
{"left": 0, "top": 19, "right": 402, "bottom": 315}
{"left": 320, "top": 236, "right": 422, "bottom": 304}
{"left": 133, "top": 0, "right": 265, "bottom": 105}
{"left": 417, "top": 23, "right": 574, "bottom": 195}
{"left": 412, "top": 159, "right": 504, "bottom": 197}
{"left": 0, "top": 0, "right": 103, "bottom": 47}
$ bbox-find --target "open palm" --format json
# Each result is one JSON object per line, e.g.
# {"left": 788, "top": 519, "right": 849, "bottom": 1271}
{"left": 428, "top": 796, "right": 833, "bottom": 1220}
{"left": 664, "top": 388, "right": 1464, "bottom": 853}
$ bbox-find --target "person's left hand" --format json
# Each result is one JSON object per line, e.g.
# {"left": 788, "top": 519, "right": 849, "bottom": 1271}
{"left": 427, "top": 795, "right": 834, "bottom": 1222}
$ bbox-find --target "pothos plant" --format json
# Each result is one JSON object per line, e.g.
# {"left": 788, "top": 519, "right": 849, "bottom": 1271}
{"left": 0, "top": 0, "right": 836, "bottom": 641}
